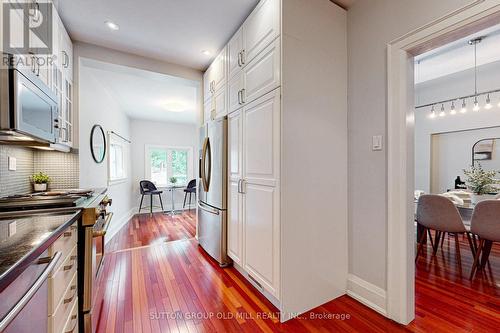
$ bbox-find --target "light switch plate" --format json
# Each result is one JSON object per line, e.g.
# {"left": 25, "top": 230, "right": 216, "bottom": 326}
{"left": 372, "top": 135, "right": 383, "bottom": 151}
{"left": 8, "top": 221, "right": 16, "bottom": 237}
{"left": 8, "top": 157, "right": 16, "bottom": 171}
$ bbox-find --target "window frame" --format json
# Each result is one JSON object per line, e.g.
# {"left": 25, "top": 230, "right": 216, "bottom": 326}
{"left": 144, "top": 144, "right": 194, "bottom": 188}
{"left": 107, "top": 133, "right": 128, "bottom": 185}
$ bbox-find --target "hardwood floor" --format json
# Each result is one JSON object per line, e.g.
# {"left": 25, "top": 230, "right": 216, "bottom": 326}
{"left": 96, "top": 213, "right": 500, "bottom": 333}
{"left": 107, "top": 211, "right": 196, "bottom": 252}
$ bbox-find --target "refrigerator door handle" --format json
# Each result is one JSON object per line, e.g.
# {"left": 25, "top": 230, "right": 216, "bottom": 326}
{"left": 201, "top": 137, "right": 211, "bottom": 192}
{"left": 198, "top": 201, "right": 220, "bottom": 215}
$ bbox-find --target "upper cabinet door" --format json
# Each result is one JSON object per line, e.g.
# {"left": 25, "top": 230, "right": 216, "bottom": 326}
{"left": 242, "top": 0, "right": 280, "bottom": 66}
{"left": 244, "top": 38, "right": 280, "bottom": 106}
{"left": 228, "top": 28, "right": 243, "bottom": 79}
{"left": 203, "top": 66, "right": 213, "bottom": 102}
{"left": 212, "top": 47, "right": 227, "bottom": 93}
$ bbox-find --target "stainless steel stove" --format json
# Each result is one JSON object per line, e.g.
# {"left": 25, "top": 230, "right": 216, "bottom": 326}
{"left": 0, "top": 190, "right": 94, "bottom": 212}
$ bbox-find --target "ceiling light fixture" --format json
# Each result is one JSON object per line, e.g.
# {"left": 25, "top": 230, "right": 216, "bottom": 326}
{"left": 460, "top": 99, "right": 467, "bottom": 113}
{"left": 163, "top": 101, "right": 186, "bottom": 113}
{"left": 450, "top": 101, "right": 456, "bottom": 115}
{"left": 473, "top": 97, "right": 480, "bottom": 112}
{"left": 485, "top": 94, "right": 492, "bottom": 110}
{"left": 105, "top": 20, "right": 120, "bottom": 31}
{"left": 201, "top": 50, "right": 211, "bottom": 56}
{"left": 439, "top": 104, "right": 446, "bottom": 117}
{"left": 429, "top": 105, "right": 436, "bottom": 118}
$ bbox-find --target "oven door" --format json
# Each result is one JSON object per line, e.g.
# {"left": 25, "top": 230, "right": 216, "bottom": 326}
{"left": 12, "top": 68, "right": 58, "bottom": 143}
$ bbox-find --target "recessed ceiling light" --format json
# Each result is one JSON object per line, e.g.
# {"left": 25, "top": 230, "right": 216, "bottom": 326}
{"left": 105, "top": 20, "right": 119, "bottom": 31}
{"left": 201, "top": 50, "right": 211, "bottom": 56}
{"left": 163, "top": 102, "right": 186, "bottom": 113}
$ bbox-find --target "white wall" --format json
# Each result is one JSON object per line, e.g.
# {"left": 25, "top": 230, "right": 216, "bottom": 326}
{"left": 415, "top": 61, "right": 500, "bottom": 193}
{"left": 431, "top": 127, "right": 500, "bottom": 193}
{"left": 79, "top": 67, "right": 133, "bottom": 237}
{"left": 347, "top": 0, "right": 473, "bottom": 296}
{"left": 130, "top": 119, "right": 198, "bottom": 212}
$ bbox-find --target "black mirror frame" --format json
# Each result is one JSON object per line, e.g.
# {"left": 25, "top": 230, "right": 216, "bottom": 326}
{"left": 90, "top": 124, "right": 106, "bottom": 164}
{"left": 472, "top": 137, "right": 500, "bottom": 167}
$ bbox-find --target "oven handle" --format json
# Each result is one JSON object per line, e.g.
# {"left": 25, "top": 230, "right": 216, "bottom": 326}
{"left": 0, "top": 251, "right": 62, "bottom": 331}
{"left": 93, "top": 212, "right": 113, "bottom": 238}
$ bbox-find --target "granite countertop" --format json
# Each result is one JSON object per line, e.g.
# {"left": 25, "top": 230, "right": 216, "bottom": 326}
{"left": 0, "top": 210, "right": 81, "bottom": 289}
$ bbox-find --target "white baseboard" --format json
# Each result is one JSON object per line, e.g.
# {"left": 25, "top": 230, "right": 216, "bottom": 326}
{"left": 105, "top": 207, "right": 136, "bottom": 244}
{"left": 347, "top": 274, "right": 387, "bottom": 316}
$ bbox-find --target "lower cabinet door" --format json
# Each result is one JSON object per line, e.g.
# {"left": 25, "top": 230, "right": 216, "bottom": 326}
{"left": 228, "top": 180, "right": 243, "bottom": 265}
{"left": 243, "top": 183, "right": 280, "bottom": 298}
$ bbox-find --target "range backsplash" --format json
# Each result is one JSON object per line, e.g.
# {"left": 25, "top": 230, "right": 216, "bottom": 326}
{"left": 0, "top": 145, "right": 79, "bottom": 197}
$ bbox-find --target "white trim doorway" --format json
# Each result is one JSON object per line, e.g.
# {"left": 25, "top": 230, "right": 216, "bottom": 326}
{"left": 386, "top": 0, "right": 500, "bottom": 325}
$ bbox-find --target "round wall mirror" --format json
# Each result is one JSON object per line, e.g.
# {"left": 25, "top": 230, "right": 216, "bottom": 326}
{"left": 90, "top": 125, "right": 106, "bottom": 163}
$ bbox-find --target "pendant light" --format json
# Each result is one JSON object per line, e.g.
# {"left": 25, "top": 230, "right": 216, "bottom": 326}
{"left": 450, "top": 101, "right": 456, "bottom": 115}
{"left": 460, "top": 98, "right": 467, "bottom": 113}
{"left": 429, "top": 105, "right": 436, "bottom": 118}
{"left": 469, "top": 37, "right": 482, "bottom": 112}
{"left": 485, "top": 94, "right": 492, "bottom": 110}
{"left": 439, "top": 104, "right": 446, "bottom": 117}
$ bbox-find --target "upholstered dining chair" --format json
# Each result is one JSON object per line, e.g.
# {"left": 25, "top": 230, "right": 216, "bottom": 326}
{"left": 139, "top": 180, "right": 164, "bottom": 215}
{"left": 469, "top": 200, "right": 500, "bottom": 279}
{"left": 183, "top": 179, "right": 197, "bottom": 210}
{"left": 415, "top": 195, "right": 475, "bottom": 264}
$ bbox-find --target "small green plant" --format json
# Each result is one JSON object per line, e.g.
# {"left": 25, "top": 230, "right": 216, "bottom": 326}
{"left": 169, "top": 177, "right": 178, "bottom": 184}
{"left": 31, "top": 172, "right": 51, "bottom": 184}
{"left": 463, "top": 164, "right": 499, "bottom": 195}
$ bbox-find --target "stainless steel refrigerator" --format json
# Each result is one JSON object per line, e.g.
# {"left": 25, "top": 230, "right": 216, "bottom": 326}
{"left": 198, "top": 117, "right": 232, "bottom": 267}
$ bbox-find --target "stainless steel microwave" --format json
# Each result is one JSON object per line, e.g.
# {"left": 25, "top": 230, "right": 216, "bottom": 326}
{"left": 0, "top": 56, "right": 59, "bottom": 143}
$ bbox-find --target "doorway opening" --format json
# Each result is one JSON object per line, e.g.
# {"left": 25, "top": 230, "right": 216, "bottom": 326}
{"left": 386, "top": 1, "right": 500, "bottom": 325}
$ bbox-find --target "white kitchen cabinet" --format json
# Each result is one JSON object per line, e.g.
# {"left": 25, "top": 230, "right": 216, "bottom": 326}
{"left": 243, "top": 38, "right": 280, "bottom": 108}
{"left": 229, "top": 89, "right": 281, "bottom": 298}
{"left": 227, "top": 110, "right": 243, "bottom": 265}
{"left": 228, "top": 27, "right": 244, "bottom": 79}
{"left": 203, "top": 66, "right": 213, "bottom": 102}
{"left": 228, "top": 70, "right": 245, "bottom": 114}
{"left": 214, "top": 86, "right": 227, "bottom": 119}
{"left": 242, "top": 0, "right": 280, "bottom": 66}
{"left": 204, "top": 98, "right": 212, "bottom": 124}
{"left": 227, "top": 38, "right": 280, "bottom": 114}
{"left": 212, "top": 47, "right": 227, "bottom": 93}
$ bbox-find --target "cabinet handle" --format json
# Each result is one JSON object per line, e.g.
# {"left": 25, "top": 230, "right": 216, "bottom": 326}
{"left": 237, "top": 179, "right": 241, "bottom": 193}
{"left": 240, "top": 89, "right": 246, "bottom": 104}
{"left": 241, "top": 49, "right": 246, "bottom": 66}
{"left": 237, "top": 90, "right": 241, "bottom": 105}
{"left": 0, "top": 252, "right": 61, "bottom": 332}
{"left": 63, "top": 285, "right": 77, "bottom": 304}
{"left": 240, "top": 179, "right": 246, "bottom": 194}
{"left": 237, "top": 51, "right": 242, "bottom": 67}
{"left": 63, "top": 231, "right": 72, "bottom": 237}
{"left": 62, "top": 51, "right": 69, "bottom": 68}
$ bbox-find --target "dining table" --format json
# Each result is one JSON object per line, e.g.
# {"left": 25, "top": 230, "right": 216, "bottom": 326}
{"left": 162, "top": 184, "right": 186, "bottom": 215}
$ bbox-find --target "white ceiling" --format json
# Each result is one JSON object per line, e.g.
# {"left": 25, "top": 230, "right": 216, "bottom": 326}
{"left": 81, "top": 59, "right": 199, "bottom": 124}
{"left": 58, "top": 0, "right": 260, "bottom": 70}
{"left": 415, "top": 24, "right": 500, "bottom": 83}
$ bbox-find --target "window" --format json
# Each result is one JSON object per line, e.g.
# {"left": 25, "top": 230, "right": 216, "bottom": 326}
{"left": 145, "top": 145, "right": 193, "bottom": 187}
{"left": 108, "top": 134, "right": 128, "bottom": 184}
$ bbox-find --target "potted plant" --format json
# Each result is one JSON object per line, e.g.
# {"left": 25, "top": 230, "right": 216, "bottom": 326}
{"left": 169, "top": 177, "right": 178, "bottom": 185}
{"left": 31, "top": 172, "right": 51, "bottom": 192}
{"left": 463, "top": 164, "right": 499, "bottom": 204}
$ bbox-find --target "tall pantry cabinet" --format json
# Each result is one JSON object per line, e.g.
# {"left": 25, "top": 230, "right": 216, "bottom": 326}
{"left": 203, "top": 0, "right": 348, "bottom": 321}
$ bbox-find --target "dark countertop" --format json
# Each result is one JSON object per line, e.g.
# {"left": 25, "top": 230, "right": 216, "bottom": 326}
{"left": 0, "top": 210, "right": 82, "bottom": 290}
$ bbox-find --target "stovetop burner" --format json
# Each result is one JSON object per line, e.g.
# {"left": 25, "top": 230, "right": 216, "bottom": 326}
{"left": 0, "top": 189, "right": 94, "bottom": 212}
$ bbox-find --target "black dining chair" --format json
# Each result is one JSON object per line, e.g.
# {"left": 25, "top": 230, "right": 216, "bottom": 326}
{"left": 183, "top": 179, "right": 197, "bottom": 210}
{"left": 139, "top": 180, "right": 164, "bottom": 215}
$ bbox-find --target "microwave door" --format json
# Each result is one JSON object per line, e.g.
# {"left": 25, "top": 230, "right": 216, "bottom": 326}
{"left": 14, "top": 70, "right": 57, "bottom": 142}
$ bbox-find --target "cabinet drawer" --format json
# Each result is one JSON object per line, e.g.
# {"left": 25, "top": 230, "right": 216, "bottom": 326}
{"left": 62, "top": 300, "right": 78, "bottom": 333}
{"left": 48, "top": 245, "right": 77, "bottom": 315}
{"left": 48, "top": 273, "right": 77, "bottom": 333}
{"left": 48, "top": 222, "right": 77, "bottom": 271}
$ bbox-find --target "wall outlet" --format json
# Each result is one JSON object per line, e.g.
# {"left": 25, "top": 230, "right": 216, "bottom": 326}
{"left": 8, "top": 221, "right": 16, "bottom": 237}
{"left": 372, "top": 135, "right": 383, "bottom": 151}
{"left": 8, "top": 157, "right": 16, "bottom": 171}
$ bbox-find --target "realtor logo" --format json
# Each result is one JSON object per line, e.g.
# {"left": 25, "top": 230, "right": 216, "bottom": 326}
{"left": 3, "top": 1, "right": 52, "bottom": 54}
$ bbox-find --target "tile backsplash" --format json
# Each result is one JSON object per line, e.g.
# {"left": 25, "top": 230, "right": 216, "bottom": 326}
{"left": 0, "top": 146, "right": 34, "bottom": 196}
{"left": 0, "top": 145, "right": 79, "bottom": 197}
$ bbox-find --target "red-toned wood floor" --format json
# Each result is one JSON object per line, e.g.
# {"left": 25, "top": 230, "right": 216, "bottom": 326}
{"left": 95, "top": 213, "right": 500, "bottom": 332}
